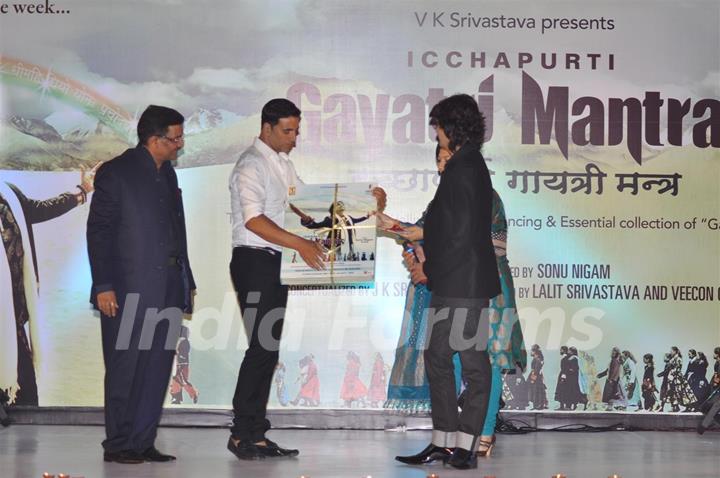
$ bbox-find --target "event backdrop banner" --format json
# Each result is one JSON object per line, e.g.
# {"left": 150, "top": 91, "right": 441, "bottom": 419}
{"left": 0, "top": 1, "right": 718, "bottom": 412}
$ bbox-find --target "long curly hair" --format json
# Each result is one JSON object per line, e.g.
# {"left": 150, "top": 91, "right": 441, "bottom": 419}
{"left": 428, "top": 94, "right": 486, "bottom": 151}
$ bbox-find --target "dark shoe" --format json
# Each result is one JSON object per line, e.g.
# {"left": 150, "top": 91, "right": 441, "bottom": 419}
{"left": 103, "top": 450, "right": 145, "bottom": 464}
{"left": 257, "top": 439, "right": 299, "bottom": 458}
{"left": 395, "top": 443, "right": 453, "bottom": 465}
{"left": 142, "top": 446, "right": 176, "bottom": 462}
{"left": 227, "top": 437, "right": 264, "bottom": 461}
{"left": 446, "top": 447, "right": 477, "bottom": 469}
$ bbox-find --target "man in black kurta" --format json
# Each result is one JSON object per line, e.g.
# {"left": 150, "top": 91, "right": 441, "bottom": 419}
{"left": 87, "top": 105, "right": 195, "bottom": 464}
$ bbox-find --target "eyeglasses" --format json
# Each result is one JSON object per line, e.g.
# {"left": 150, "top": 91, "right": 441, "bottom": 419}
{"left": 161, "top": 135, "right": 185, "bottom": 144}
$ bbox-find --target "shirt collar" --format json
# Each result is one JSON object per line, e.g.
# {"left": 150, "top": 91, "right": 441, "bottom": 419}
{"left": 253, "top": 137, "right": 290, "bottom": 163}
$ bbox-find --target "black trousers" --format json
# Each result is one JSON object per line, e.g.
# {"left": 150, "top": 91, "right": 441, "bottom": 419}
{"left": 230, "top": 247, "right": 288, "bottom": 442}
{"left": 424, "top": 295, "right": 491, "bottom": 451}
{"left": 100, "top": 265, "right": 184, "bottom": 453}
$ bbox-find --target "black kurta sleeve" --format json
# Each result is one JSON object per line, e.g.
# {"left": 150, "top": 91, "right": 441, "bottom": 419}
{"left": 301, "top": 216, "right": 332, "bottom": 229}
{"left": 8, "top": 183, "right": 77, "bottom": 225}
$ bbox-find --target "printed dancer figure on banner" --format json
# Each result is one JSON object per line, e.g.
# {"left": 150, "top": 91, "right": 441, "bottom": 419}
{"left": 621, "top": 351, "right": 641, "bottom": 410}
{"left": 1, "top": 165, "right": 98, "bottom": 406}
{"left": 292, "top": 354, "right": 320, "bottom": 407}
{"left": 340, "top": 351, "right": 368, "bottom": 408}
{"left": 169, "top": 326, "right": 199, "bottom": 405}
{"left": 641, "top": 353, "right": 658, "bottom": 411}
{"left": 555, "top": 346, "right": 571, "bottom": 410}
{"left": 685, "top": 349, "right": 710, "bottom": 404}
{"left": 528, "top": 344, "right": 548, "bottom": 410}
{"left": 598, "top": 347, "right": 625, "bottom": 411}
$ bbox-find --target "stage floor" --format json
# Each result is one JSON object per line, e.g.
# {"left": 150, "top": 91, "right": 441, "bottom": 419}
{"left": 0, "top": 426, "right": 718, "bottom": 478}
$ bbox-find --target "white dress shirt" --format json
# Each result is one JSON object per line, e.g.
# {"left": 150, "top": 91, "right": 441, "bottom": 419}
{"left": 229, "top": 137, "right": 304, "bottom": 251}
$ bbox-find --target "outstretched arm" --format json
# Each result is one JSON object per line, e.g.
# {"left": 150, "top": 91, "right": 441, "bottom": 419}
{"left": 290, "top": 203, "right": 315, "bottom": 224}
{"left": 10, "top": 186, "right": 78, "bottom": 224}
{"left": 10, "top": 162, "right": 100, "bottom": 224}
{"left": 300, "top": 215, "right": 332, "bottom": 230}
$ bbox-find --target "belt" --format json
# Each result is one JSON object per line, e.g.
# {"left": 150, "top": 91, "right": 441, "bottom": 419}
{"left": 167, "top": 256, "right": 181, "bottom": 266}
{"left": 237, "top": 245, "right": 280, "bottom": 256}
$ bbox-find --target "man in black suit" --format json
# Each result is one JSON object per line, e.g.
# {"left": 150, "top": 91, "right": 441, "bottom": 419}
{"left": 87, "top": 105, "right": 196, "bottom": 464}
{"left": 395, "top": 94, "right": 499, "bottom": 470}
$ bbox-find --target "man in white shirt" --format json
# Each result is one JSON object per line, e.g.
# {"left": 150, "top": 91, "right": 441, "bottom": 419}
{"left": 226, "top": 99, "right": 325, "bottom": 460}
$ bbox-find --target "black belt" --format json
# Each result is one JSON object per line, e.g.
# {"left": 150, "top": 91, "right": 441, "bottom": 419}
{"left": 237, "top": 245, "right": 280, "bottom": 256}
{"left": 167, "top": 256, "right": 181, "bottom": 266}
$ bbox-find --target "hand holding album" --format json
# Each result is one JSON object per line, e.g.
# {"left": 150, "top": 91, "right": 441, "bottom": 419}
{"left": 375, "top": 211, "right": 405, "bottom": 234}
{"left": 396, "top": 224, "right": 423, "bottom": 241}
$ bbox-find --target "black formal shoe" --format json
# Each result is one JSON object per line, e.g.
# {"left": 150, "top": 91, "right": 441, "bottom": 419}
{"left": 395, "top": 443, "right": 453, "bottom": 465}
{"left": 103, "top": 450, "right": 145, "bottom": 464}
{"left": 256, "top": 439, "right": 300, "bottom": 458}
{"left": 446, "top": 447, "right": 477, "bottom": 469}
{"left": 142, "top": 446, "right": 176, "bottom": 462}
{"left": 227, "top": 436, "right": 264, "bottom": 460}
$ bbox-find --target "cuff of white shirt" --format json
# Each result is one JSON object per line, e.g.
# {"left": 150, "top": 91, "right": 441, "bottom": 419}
{"left": 242, "top": 206, "right": 264, "bottom": 224}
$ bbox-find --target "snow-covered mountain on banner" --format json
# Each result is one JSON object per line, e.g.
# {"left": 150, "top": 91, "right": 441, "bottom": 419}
{"left": 1, "top": 112, "right": 131, "bottom": 170}
{"left": 9, "top": 115, "right": 63, "bottom": 143}
{"left": 184, "top": 108, "right": 241, "bottom": 134}
{"left": 44, "top": 110, "right": 110, "bottom": 141}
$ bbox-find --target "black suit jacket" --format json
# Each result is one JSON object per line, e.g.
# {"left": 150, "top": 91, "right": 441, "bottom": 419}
{"left": 423, "top": 142, "right": 500, "bottom": 299}
{"left": 86, "top": 146, "right": 196, "bottom": 313}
